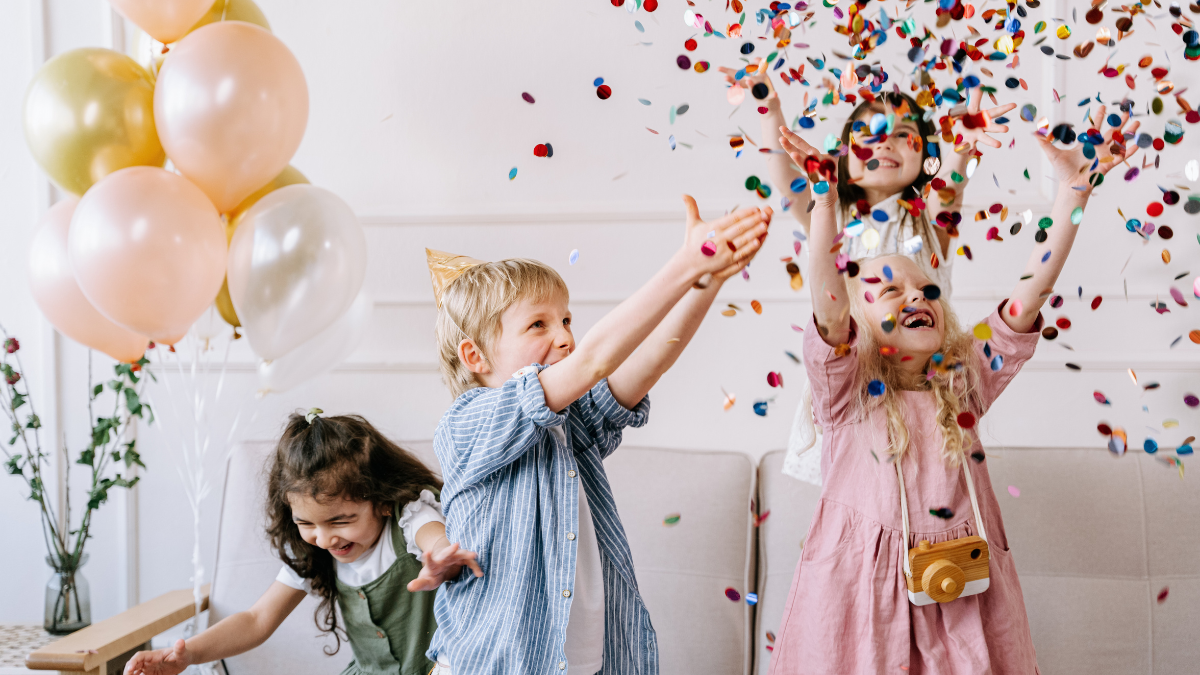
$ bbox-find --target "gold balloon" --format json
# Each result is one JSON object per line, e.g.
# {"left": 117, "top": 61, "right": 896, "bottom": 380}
{"left": 24, "top": 48, "right": 165, "bottom": 196}
{"left": 188, "top": 0, "right": 271, "bottom": 32}
{"left": 214, "top": 165, "right": 309, "bottom": 327}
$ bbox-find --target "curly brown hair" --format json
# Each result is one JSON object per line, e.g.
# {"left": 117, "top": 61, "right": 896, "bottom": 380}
{"left": 265, "top": 413, "right": 441, "bottom": 654}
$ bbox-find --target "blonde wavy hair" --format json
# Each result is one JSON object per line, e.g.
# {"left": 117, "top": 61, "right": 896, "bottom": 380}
{"left": 795, "top": 257, "right": 985, "bottom": 469}
{"left": 435, "top": 258, "right": 569, "bottom": 399}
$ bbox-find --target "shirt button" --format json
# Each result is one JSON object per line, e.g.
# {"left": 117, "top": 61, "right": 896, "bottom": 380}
{"left": 562, "top": 590, "right": 571, "bottom": 598}
{"left": 376, "top": 630, "right": 384, "bottom": 639}
{"left": 567, "top": 470, "right": 577, "bottom": 478}
{"left": 567, "top": 532, "right": 576, "bottom": 540}
{"left": 559, "top": 662, "right": 566, "bottom": 670}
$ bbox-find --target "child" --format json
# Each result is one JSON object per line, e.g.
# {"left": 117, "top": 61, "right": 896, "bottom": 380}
{"left": 124, "top": 412, "right": 482, "bottom": 675}
{"left": 424, "top": 198, "right": 770, "bottom": 675}
{"left": 767, "top": 104, "right": 1138, "bottom": 674}
{"left": 719, "top": 58, "right": 1013, "bottom": 485}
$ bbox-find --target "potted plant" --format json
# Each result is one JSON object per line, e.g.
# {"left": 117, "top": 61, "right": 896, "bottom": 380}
{"left": 1, "top": 327, "right": 153, "bottom": 634}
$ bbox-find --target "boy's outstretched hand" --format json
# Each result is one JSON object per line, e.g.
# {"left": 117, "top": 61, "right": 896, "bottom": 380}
{"left": 954, "top": 87, "right": 1016, "bottom": 151}
{"left": 1037, "top": 104, "right": 1139, "bottom": 192}
{"left": 408, "top": 542, "right": 484, "bottom": 592}
{"left": 680, "top": 196, "right": 771, "bottom": 285}
{"left": 124, "top": 639, "right": 191, "bottom": 675}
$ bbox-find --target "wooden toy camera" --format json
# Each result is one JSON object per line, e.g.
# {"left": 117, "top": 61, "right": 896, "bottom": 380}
{"left": 905, "top": 535, "right": 990, "bottom": 606}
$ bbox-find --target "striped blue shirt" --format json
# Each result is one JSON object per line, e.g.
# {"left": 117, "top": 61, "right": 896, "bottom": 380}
{"left": 427, "top": 364, "right": 658, "bottom": 675}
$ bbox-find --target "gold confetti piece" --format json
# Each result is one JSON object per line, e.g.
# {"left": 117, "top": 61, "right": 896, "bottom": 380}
{"left": 721, "top": 309, "right": 737, "bottom": 317}
{"left": 1129, "top": 369, "right": 1138, "bottom": 385}
{"left": 751, "top": 300, "right": 763, "bottom": 314}
{"left": 1163, "top": 419, "right": 1179, "bottom": 428}
{"left": 722, "top": 388, "right": 736, "bottom": 410}
{"left": 1162, "top": 249, "right": 1172, "bottom": 264}
{"left": 667, "top": 338, "right": 681, "bottom": 343}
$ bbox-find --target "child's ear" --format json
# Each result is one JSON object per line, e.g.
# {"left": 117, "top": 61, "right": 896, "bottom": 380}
{"left": 458, "top": 338, "right": 492, "bottom": 375}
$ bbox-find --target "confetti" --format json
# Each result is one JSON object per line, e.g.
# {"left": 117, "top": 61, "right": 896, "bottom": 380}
{"left": 725, "top": 587, "right": 742, "bottom": 602}
{"left": 663, "top": 513, "right": 681, "bottom": 526}
{"left": 1007, "top": 485, "right": 1021, "bottom": 498}
{"left": 569, "top": 249, "right": 579, "bottom": 265}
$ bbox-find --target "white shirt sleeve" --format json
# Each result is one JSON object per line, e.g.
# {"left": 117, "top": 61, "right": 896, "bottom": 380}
{"left": 275, "top": 563, "right": 313, "bottom": 595}
{"left": 397, "top": 489, "right": 445, "bottom": 558}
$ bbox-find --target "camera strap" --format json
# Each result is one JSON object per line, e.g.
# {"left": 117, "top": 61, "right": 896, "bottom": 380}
{"left": 896, "top": 449, "right": 987, "bottom": 578}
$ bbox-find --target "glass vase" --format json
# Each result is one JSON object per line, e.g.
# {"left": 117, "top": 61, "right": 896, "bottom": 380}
{"left": 44, "top": 553, "right": 91, "bottom": 635}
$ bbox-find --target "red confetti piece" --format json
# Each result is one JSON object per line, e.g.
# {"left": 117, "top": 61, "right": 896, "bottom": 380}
{"left": 725, "top": 587, "right": 742, "bottom": 602}
{"left": 534, "top": 144, "right": 547, "bottom": 157}
{"left": 1097, "top": 423, "right": 1112, "bottom": 436}
{"left": 956, "top": 411, "right": 977, "bottom": 429}
{"left": 767, "top": 371, "right": 783, "bottom": 387}
{"left": 1056, "top": 317, "right": 1071, "bottom": 330}
{"left": 1157, "top": 587, "right": 1169, "bottom": 603}
{"left": 1090, "top": 296, "right": 1103, "bottom": 310}
{"left": 701, "top": 241, "right": 717, "bottom": 256}
{"left": 1147, "top": 202, "right": 1164, "bottom": 217}
{"left": 596, "top": 84, "right": 612, "bottom": 100}
{"left": 644, "top": 0, "right": 658, "bottom": 10}
{"left": 1094, "top": 391, "right": 1110, "bottom": 404}
{"left": 521, "top": 92, "right": 535, "bottom": 104}
{"left": 684, "top": 38, "right": 697, "bottom": 51}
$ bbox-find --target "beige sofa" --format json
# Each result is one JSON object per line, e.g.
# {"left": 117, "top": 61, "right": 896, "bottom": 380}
{"left": 35, "top": 441, "right": 1194, "bottom": 674}
{"left": 205, "top": 441, "right": 1199, "bottom": 674}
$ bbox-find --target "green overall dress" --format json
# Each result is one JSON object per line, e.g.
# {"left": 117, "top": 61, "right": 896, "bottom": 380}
{"left": 336, "top": 495, "right": 440, "bottom": 675}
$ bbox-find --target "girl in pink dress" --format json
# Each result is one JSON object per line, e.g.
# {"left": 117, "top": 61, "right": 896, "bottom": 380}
{"left": 766, "top": 102, "right": 1142, "bottom": 674}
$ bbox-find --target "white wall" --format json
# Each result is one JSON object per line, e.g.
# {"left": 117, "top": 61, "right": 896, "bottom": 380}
{"left": 2, "top": 0, "right": 1198, "bottom": 625}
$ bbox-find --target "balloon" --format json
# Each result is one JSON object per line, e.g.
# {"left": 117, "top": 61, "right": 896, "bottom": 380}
{"left": 258, "top": 287, "right": 374, "bottom": 394}
{"left": 108, "top": 0, "right": 213, "bottom": 43}
{"left": 188, "top": 0, "right": 270, "bottom": 33}
{"left": 154, "top": 21, "right": 308, "bottom": 211}
{"left": 69, "top": 166, "right": 226, "bottom": 345}
{"left": 23, "top": 48, "right": 164, "bottom": 196}
{"left": 129, "top": 0, "right": 270, "bottom": 74}
{"left": 27, "top": 199, "right": 148, "bottom": 362}
{"left": 214, "top": 165, "right": 309, "bottom": 328}
{"left": 227, "top": 185, "right": 367, "bottom": 361}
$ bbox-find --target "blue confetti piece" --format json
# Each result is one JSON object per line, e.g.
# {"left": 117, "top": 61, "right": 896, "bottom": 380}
{"left": 753, "top": 401, "right": 769, "bottom": 416}
{"left": 963, "top": 75, "right": 980, "bottom": 88}
{"left": 593, "top": 77, "right": 604, "bottom": 86}
{"left": 790, "top": 177, "right": 808, "bottom": 192}
{"left": 798, "top": 116, "right": 815, "bottom": 129}
{"left": 993, "top": 116, "right": 1009, "bottom": 124}
{"left": 871, "top": 209, "right": 889, "bottom": 222}
{"left": 1144, "top": 438, "right": 1159, "bottom": 454}
{"left": 813, "top": 181, "right": 830, "bottom": 194}
{"left": 508, "top": 167, "right": 518, "bottom": 180}
{"left": 669, "top": 135, "right": 676, "bottom": 150}
{"left": 746, "top": 592, "right": 759, "bottom": 605}
{"left": 1178, "top": 444, "right": 1194, "bottom": 455}
{"left": 882, "top": 264, "right": 893, "bottom": 281}
{"left": 638, "top": 98, "right": 651, "bottom": 106}
{"left": 990, "top": 354, "right": 1004, "bottom": 371}
{"left": 569, "top": 249, "right": 579, "bottom": 265}
{"left": 868, "top": 379, "right": 886, "bottom": 396}
{"left": 1041, "top": 251, "right": 1051, "bottom": 263}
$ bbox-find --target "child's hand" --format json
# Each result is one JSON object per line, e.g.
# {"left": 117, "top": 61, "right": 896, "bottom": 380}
{"left": 1037, "top": 104, "right": 1139, "bottom": 194}
{"left": 680, "top": 197, "right": 770, "bottom": 283}
{"left": 123, "top": 640, "right": 191, "bottom": 675}
{"left": 954, "top": 88, "right": 1016, "bottom": 152}
{"left": 779, "top": 127, "right": 838, "bottom": 209}
{"left": 407, "top": 542, "right": 484, "bottom": 592}
{"left": 718, "top": 56, "right": 776, "bottom": 104}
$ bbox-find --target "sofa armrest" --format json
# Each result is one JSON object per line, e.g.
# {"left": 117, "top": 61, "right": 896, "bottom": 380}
{"left": 25, "top": 585, "right": 210, "bottom": 674}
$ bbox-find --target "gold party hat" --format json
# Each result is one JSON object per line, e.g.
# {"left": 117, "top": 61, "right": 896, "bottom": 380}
{"left": 426, "top": 248, "right": 486, "bottom": 308}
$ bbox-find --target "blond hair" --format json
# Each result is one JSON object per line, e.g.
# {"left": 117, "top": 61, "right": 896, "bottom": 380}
{"left": 794, "top": 260, "right": 984, "bottom": 469}
{"left": 435, "top": 258, "right": 569, "bottom": 399}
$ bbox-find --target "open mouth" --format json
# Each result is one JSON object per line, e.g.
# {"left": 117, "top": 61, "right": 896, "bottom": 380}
{"left": 875, "top": 158, "right": 900, "bottom": 168}
{"left": 330, "top": 542, "right": 354, "bottom": 557}
{"left": 901, "top": 309, "right": 936, "bottom": 329}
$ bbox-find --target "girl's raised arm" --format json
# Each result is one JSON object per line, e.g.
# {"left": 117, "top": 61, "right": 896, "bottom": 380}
{"left": 719, "top": 58, "right": 813, "bottom": 231}
{"left": 927, "top": 87, "right": 1015, "bottom": 259}
{"left": 1003, "top": 105, "right": 1139, "bottom": 334}
{"left": 780, "top": 130, "right": 851, "bottom": 346}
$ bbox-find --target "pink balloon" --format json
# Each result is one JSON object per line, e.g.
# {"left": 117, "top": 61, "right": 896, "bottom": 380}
{"left": 28, "top": 199, "right": 149, "bottom": 362}
{"left": 68, "top": 167, "right": 226, "bottom": 345}
{"left": 154, "top": 21, "right": 308, "bottom": 212}
{"left": 108, "top": 0, "right": 213, "bottom": 43}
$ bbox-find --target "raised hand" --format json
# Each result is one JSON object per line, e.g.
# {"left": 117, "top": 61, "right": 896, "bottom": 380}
{"left": 681, "top": 196, "right": 770, "bottom": 282}
{"left": 778, "top": 127, "right": 838, "bottom": 207}
{"left": 124, "top": 640, "right": 191, "bottom": 675}
{"left": 407, "top": 541, "right": 484, "bottom": 592}
{"left": 1037, "top": 104, "right": 1140, "bottom": 193}
{"left": 954, "top": 87, "right": 1016, "bottom": 151}
{"left": 717, "top": 56, "right": 776, "bottom": 103}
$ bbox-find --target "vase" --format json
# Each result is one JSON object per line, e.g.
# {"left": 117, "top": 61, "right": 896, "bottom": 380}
{"left": 44, "top": 553, "right": 91, "bottom": 635}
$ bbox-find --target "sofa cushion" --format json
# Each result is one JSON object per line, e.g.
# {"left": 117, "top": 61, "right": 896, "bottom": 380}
{"left": 605, "top": 447, "right": 757, "bottom": 675}
{"left": 753, "top": 450, "right": 823, "bottom": 675}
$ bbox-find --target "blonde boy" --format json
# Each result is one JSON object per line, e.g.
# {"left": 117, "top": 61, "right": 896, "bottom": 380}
{"left": 424, "top": 198, "right": 771, "bottom": 675}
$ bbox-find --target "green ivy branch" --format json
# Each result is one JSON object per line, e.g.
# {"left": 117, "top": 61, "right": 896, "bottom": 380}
{"left": 0, "top": 324, "right": 153, "bottom": 573}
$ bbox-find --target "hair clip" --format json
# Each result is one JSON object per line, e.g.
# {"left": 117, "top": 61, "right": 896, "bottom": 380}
{"left": 305, "top": 408, "right": 324, "bottom": 425}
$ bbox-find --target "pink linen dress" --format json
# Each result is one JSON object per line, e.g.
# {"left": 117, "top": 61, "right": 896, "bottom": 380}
{"left": 767, "top": 305, "right": 1043, "bottom": 675}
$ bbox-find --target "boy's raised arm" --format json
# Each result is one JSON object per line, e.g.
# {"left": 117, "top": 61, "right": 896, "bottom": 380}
{"left": 538, "top": 198, "right": 768, "bottom": 412}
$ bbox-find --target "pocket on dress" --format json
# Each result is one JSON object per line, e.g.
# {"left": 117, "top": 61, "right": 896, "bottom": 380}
{"left": 800, "top": 512, "right": 857, "bottom": 566}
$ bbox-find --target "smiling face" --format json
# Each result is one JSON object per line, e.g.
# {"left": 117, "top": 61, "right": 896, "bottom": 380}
{"left": 854, "top": 256, "right": 946, "bottom": 370}
{"left": 469, "top": 292, "right": 575, "bottom": 387}
{"left": 843, "top": 105, "right": 925, "bottom": 205}
{"left": 289, "top": 493, "right": 388, "bottom": 564}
